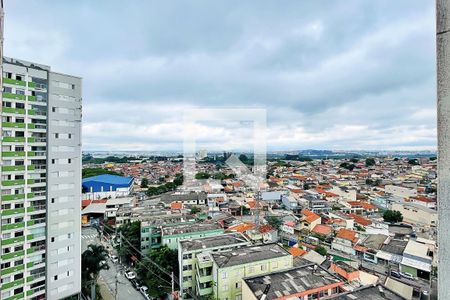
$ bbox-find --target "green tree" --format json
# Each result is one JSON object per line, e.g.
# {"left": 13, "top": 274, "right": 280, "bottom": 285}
{"left": 136, "top": 246, "right": 179, "bottom": 297}
{"left": 408, "top": 158, "right": 419, "bottom": 165}
{"left": 365, "top": 158, "right": 376, "bottom": 167}
{"left": 315, "top": 245, "right": 327, "bottom": 256}
{"left": 195, "top": 172, "right": 210, "bottom": 179}
{"left": 82, "top": 244, "right": 109, "bottom": 300}
{"left": 213, "top": 172, "right": 226, "bottom": 180}
{"left": 140, "top": 177, "right": 149, "bottom": 188}
{"left": 339, "top": 162, "right": 355, "bottom": 171}
{"left": 116, "top": 221, "right": 141, "bottom": 261}
{"left": 266, "top": 216, "right": 282, "bottom": 230}
{"left": 383, "top": 210, "right": 403, "bottom": 223}
{"left": 82, "top": 167, "right": 122, "bottom": 178}
{"left": 190, "top": 206, "right": 201, "bottom": 214}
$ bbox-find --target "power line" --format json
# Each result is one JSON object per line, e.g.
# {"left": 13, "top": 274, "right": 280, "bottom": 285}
{"left": 99, "top": 222, "right": 200, "bottom": 300}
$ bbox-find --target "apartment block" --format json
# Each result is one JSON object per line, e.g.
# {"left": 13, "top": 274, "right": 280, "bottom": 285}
{"left": 1, "top": 56, "right": 82, "bottom": 300}
{"left": 210, "top": 243, "right": 293, "bottom": 300}
{"left": 178, "top": 233, "right": 251, "bottom": 299}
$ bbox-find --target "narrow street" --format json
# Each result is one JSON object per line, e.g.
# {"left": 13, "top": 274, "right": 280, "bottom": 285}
{"left": 81, "top": 227, "right": 146, "bottom": 300}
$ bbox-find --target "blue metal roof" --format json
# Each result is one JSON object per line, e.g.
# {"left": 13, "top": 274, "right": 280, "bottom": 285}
{"left": 82, "top": 174, "right": 133, "bottom": 185}
{"left": 82, "top": 174, "right": 134, "bottom": 192}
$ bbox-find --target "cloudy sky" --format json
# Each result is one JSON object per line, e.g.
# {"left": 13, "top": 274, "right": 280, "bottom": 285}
{"left": 5, "top": 1, "right": 437, "bottom": 151}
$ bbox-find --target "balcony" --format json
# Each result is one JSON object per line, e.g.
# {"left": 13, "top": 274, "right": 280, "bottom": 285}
{"left": 2, "top": 92, "right": 26, "bottom": 100}
{"left": 26, "top": 272, "right": 45, "bottom": 283}
{"left": 27, "top": 218, "right": 45, "bottom": 227}
{"left": 2, "top": 151, "right": 25, "bottom": 157}
{"left": 2, "top": 165, "right": 26, "bottom": 172}
{"left": 27, "top": 285, "right": 46, "bottom": 297}
{"left": 1, "top": 250, "right": 25, "bottom": 261}
{"left": 0, "top": 264, "right": 24, "bottom": 276}
{"left": 27, "top": 244, "right": 46, "bottom": 254}
{"left": 2, "top": 236, "right": 25, "bottom": 246}
{"left": 2, "top": 122, "right": 26, "bottom": 129}
{"left": 2, "top": 107, "right": 26, "bottom": 115}
{"left": 1, "top": 222, "right": 25, "bottom": 231}
{"left": 1, "top": 208, "right": 26, "bottom": 216}
{"left": 1, "top": 193, "right": 34, "bottom": 201}
{"left": 0, "top": 278, "right": 24, "bottom": 290}
{"left": 3, "top": 77, "right": 26, "bottom": 86}
{"left": 2, "top": 179, "right": 26, "bottom": 186}
{"left": 4, "top": 293, "right": 25, "bottom": 300}
{"left": 3, "top": 137, "right": 26, "bottom": 143}
{"left": 198, "top": 287, "right": 213, "bottom": 296}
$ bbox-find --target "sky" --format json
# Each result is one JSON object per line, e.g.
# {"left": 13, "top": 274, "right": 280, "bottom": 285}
{"left": 5, "top": 1, "right": 437, "bottom": 151}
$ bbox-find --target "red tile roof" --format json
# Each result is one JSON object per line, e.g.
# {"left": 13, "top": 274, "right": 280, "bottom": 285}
{"left": 348, "top": 214, "right": 372, "bottom": 226}
{"left": 289, "top": 247, "right": 306, "bottom": 257}
{"left": 302, "top": 209, "right": 321, "bottom": 223}
{"left": 312, "top": 224, "right": 332, "bottom": 236}
{"left": 227, "top": 222, "right": 255, "bottom": 233}
{"left": 336, "top": 228, "right": 358, "bottom": 243}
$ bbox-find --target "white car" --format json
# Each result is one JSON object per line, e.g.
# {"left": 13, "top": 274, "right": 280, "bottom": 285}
{"left": 109, "top": 255, "right": 119, "bottom": 263}
{"left": 125, "top": 271, "right": 136, "bottom": 280}
{"left": 140, "top": 286, "right": 151, "bottom": 300}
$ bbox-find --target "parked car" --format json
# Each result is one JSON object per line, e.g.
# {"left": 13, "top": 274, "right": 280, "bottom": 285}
{"left": 140, "top": 286, "right": 151, "bottom": 300}
{"left": 390, "top": 271, "right": 401, "bottom": 279}
{"left": 109, "top": 255, "right": 119, "bottom": 263}
{"left": 125, "top": 271, "right": 136, "bottom": 280}
{"left": 400, "top": 272, "right": 414, "bottom": 280}
{"left": 130, "top": 279, "right": 142, "bottom": 290}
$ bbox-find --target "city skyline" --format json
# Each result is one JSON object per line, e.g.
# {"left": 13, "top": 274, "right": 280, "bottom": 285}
{"left": 4, "top": 1, "right": 437, "bottom": 151}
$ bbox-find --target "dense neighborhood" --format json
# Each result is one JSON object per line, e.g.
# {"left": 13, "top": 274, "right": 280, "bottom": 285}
{"left": 80, "top": 154, "right": 437, "bottom": 300}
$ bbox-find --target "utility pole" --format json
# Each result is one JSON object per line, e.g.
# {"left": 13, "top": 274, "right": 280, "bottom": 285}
{"left": 171, "top": 271, "right": 175, "bottom": 300}
{"left": 437, "top": 1, "right": 450, "bottom": 299}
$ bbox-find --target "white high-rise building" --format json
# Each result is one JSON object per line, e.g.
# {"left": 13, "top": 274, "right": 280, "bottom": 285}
{"left": 0, "top": 4, "right": 82, "bottom": 298}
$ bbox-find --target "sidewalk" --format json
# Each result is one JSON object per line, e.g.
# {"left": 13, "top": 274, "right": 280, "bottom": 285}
{"left": 98, "top": 278, "right": 114, "bottom": 300}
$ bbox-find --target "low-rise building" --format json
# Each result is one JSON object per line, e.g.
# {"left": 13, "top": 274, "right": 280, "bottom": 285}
{"left": 242, "top": 264, "right": 344, "bottom": 300}
{"left": 82, "top": 174, "right": 134, "bottom": 199}
{"left": 162, "top": 223, "right": 224, "bottom": 250}
{"left": 400, "top": 240, "right": 433, "bottom": 280}
{"left": 331, "top": 228, "right": 359, "bottom": 256}
{"left": 210, "top": 243, "right": 293, "bottom": 300}
{"left": 178, "top": 233, "right": 251, "bottom": 299}
{"left": 391, "top": 202, "right": 437, "bottom": 227}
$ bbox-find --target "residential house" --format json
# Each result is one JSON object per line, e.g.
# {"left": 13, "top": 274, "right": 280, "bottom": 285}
{"left": 331, "top": 229, "right": 359, "bottom": 256}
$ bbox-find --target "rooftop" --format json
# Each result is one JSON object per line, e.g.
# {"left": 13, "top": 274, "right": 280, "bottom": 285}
{"left": 179, "top": 233, "right": 249, "bottom": 252}
{"left": 244, "top": 264, "right": 343, "bottom": 299}
{"left": 360, "top": 234, "right": 388, "bottom": 250}
{"left": 324, "top": 284, "right": 404, "bottom": 300}
{"left": 403, "top": 240, "right": 431, "bottom": 258}
{"left": 336, "top": 228, "right": 358, "bottom": 243}
{"left": 82, "top": 174, "right": 133, "bottom": 185}
{"left": 211, "top": 243, "right": 290, "bottom": 268}
{"left": 162, "top": 222, "right": 222, "bottom": 236}
{"left": 380, "top": 239, "right": 408, "bottom": 255}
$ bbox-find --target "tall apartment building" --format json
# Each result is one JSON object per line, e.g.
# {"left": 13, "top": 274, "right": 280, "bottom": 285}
{"left": 0, "top": 55, "right": 82, "bottom": 300}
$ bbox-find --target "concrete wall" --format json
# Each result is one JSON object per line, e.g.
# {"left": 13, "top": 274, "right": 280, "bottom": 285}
{"left": 46, "top": 72, "right": 82, "bottom": 299}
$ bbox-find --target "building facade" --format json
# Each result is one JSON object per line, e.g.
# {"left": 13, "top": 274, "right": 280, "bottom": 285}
{"left": 178, "top": 233, "right": 251, "bottom": 299}
{"left": 1, "top": 56, "right": 82, "bottom": 300}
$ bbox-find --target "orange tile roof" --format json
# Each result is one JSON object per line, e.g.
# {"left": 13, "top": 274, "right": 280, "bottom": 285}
{"left": 170, "top": 202, "right": 183, "bottom": 210}
{"left": 348, "top": 214, "right": 372, "bottom": 226}
{"left": 289, "top": 247, "right": 306, "bottom": 257}
{"left": 353, "top": 245, "right": 368, "bottom": 252}
{"left": 302, "top": 209, "right": 321, "bottom": 223}
{"left": 336, "top": 228, "right": 358, "bottom": 243}
{"left": 312, "top": 224, "right": 332, "bottom": 236}
{"left": 258, "top": 224, "right": 273, "bottom": 233}
{"left": 227, "top": 222, "right": 255, "bottom": 233}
